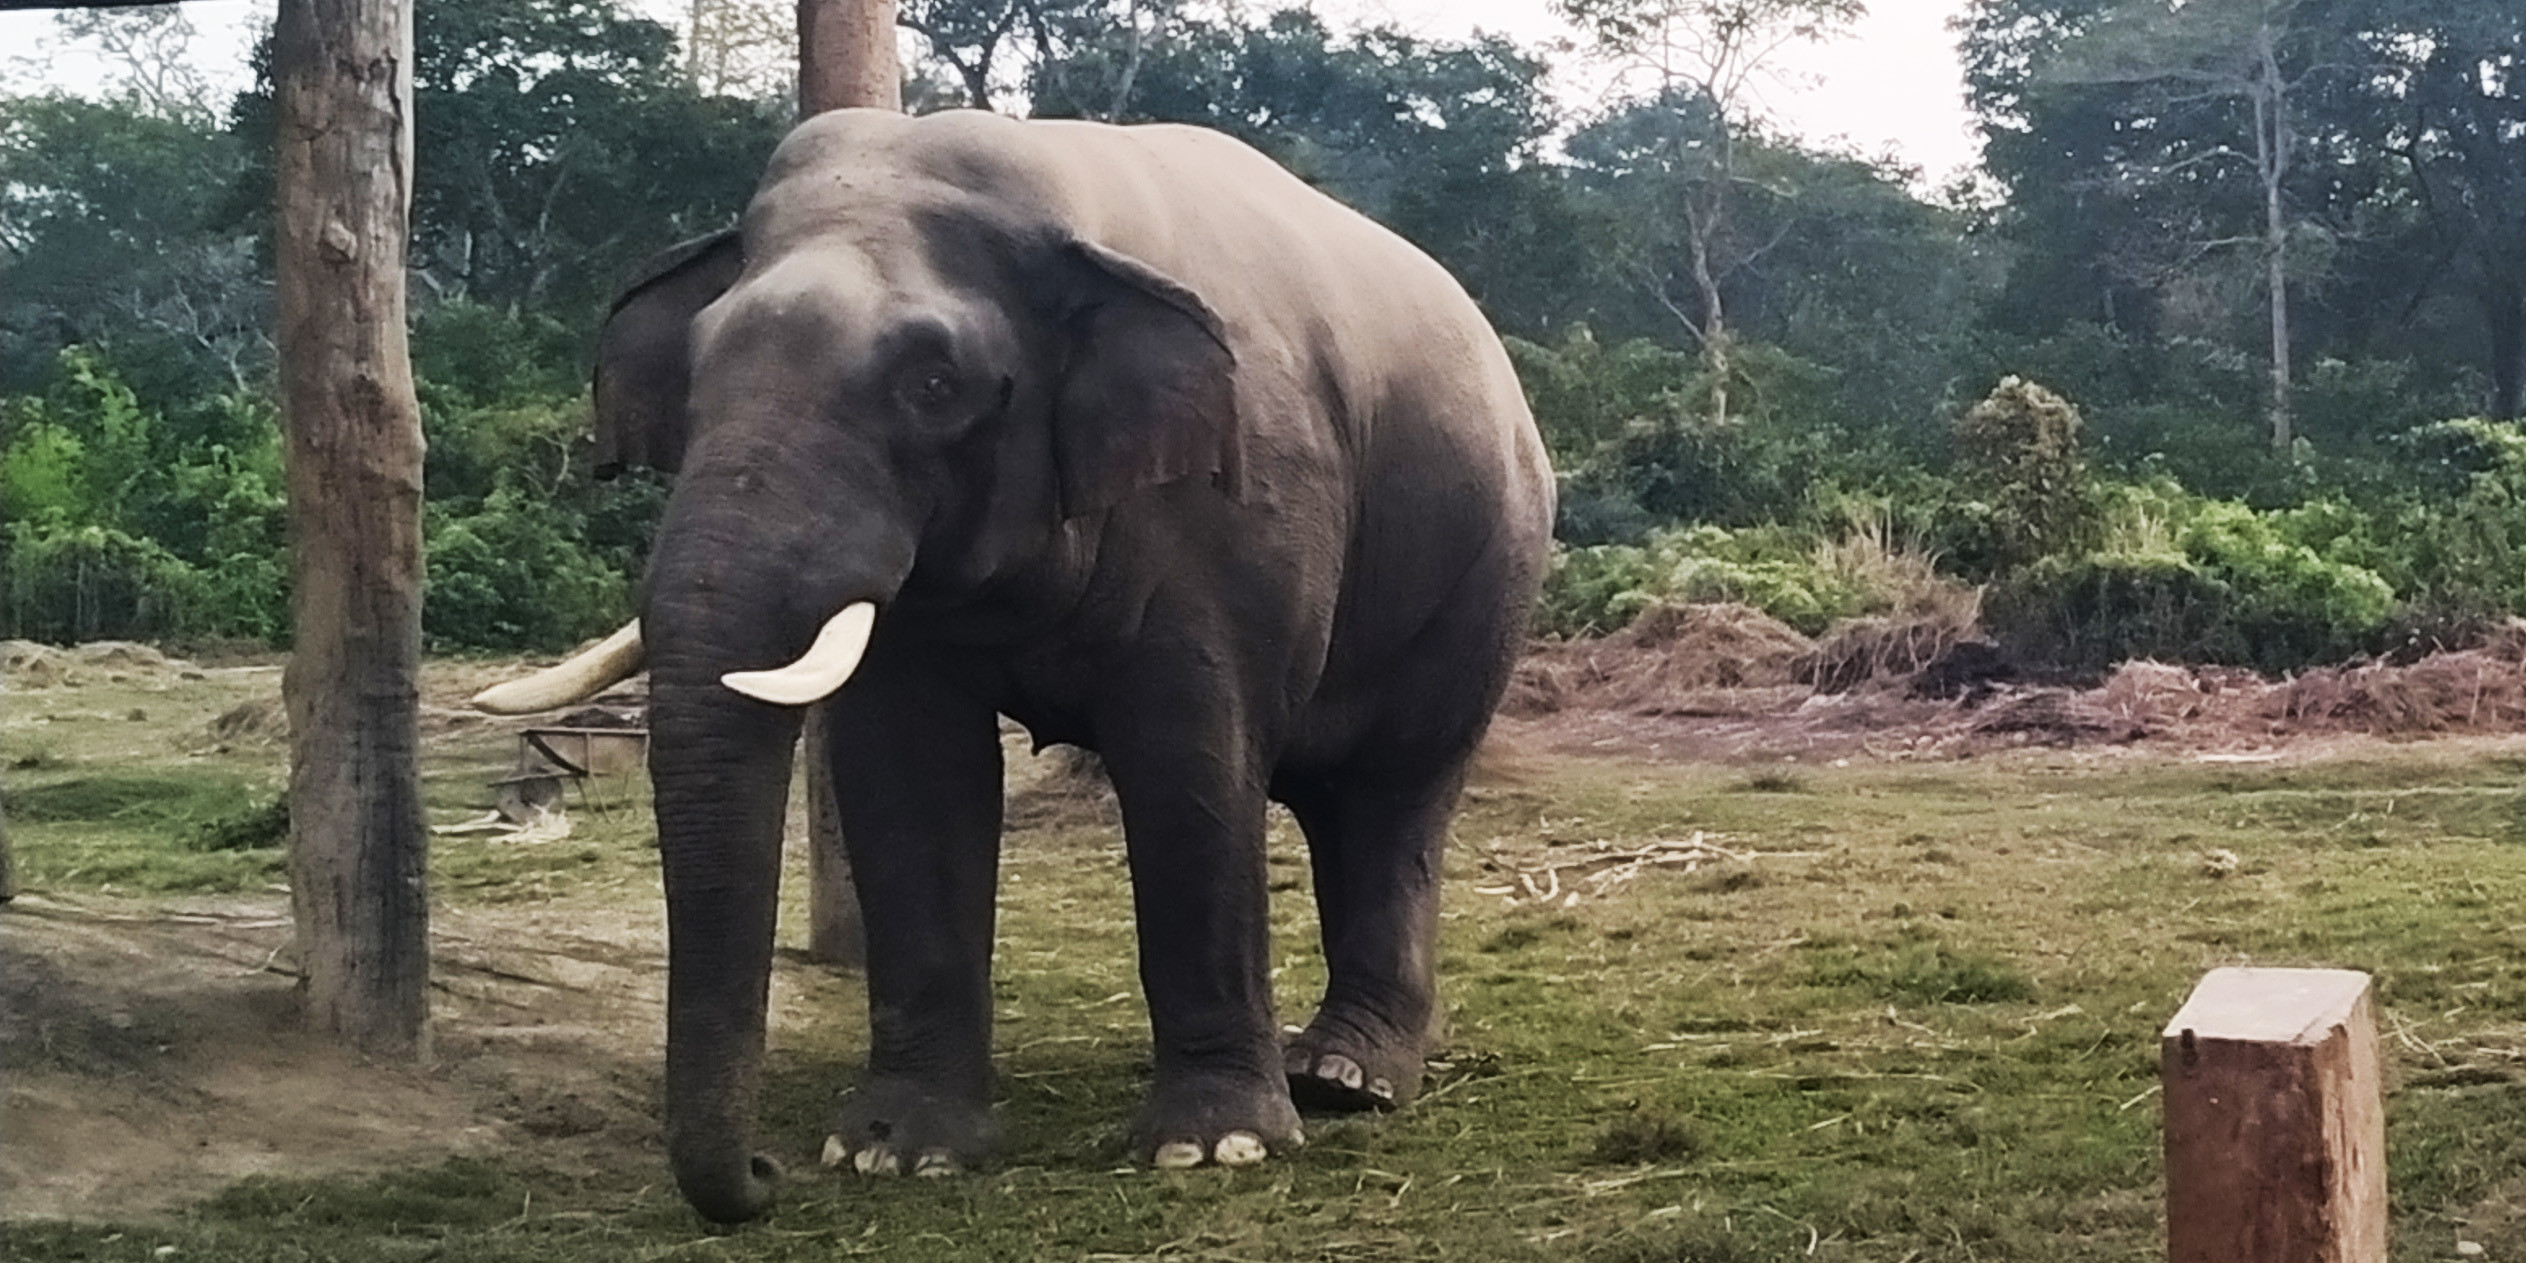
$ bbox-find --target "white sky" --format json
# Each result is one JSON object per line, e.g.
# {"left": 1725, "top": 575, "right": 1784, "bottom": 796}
{"left": 0, "top": 0, "right": 1982, "bottom": 182}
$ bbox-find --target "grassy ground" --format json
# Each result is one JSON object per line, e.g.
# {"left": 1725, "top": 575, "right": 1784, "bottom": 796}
{"left": 6, "top": 673, "right": 2525, "bottom": 1260}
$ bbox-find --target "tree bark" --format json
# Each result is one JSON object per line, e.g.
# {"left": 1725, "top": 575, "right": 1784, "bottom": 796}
{"left": 793, "top": 0, "right": 899, "bottom": 970}
{"left": 798, "top": 0, "right": 899, "bottom": 115}
{"left": 2487, "top": 277, "right": 2524, "bottom": 423}
{"left": 275, "top": 0, "right": 431, "bottom": 1060}
{"left": 2254, "top": 23, "right": 2295, "bottom": 455}
{"left": 1, "top": 791, "right": 17, "bottom": 903}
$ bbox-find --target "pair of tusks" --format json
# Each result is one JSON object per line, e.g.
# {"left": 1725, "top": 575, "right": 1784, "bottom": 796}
{"left": 467, "top": 603, "right": 878, "bottom": 715}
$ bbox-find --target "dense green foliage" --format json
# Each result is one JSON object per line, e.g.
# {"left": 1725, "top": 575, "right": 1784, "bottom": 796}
{"left": 3, "top": 0, "right": 2521, "bottom": 669}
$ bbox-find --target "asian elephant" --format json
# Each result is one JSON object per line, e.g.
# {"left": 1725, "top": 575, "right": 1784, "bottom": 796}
{"left": 474, "top": 107, "right": 1553, "bottom": 1223}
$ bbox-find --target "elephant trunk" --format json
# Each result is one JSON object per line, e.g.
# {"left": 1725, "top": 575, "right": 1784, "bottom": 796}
{"left": 640, "top": 472, "right": 915, "bottom": 1222}
{"left": 649, "top": 645, "right": 801, "bottom": 1223}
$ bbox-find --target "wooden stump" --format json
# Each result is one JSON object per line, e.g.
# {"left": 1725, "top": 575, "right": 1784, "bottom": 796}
{"left": 2162, "top": 967, "right": 2386, "bottom": 1263}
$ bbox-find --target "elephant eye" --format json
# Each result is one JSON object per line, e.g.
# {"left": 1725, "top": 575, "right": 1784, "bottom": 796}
{"left": 893, "top": 359, "right": 962, "bottom": 415}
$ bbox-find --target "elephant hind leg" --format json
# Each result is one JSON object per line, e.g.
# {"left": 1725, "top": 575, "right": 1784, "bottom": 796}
{"left": 1279, "top": 762, "right": 1467, "bottom": 1113}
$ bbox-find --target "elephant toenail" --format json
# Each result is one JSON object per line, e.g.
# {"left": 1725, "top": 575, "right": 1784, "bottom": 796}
{"left": 913, "top": 1150, "right": 961, "bottom": 1178}
{"left": 820, "top": 1134, "right": 849, "bottom": 1168}
{"left": 1320, "top": 1055, "right": 1363, "bottom": 1090}
{"left": 1213, "top": 1132, "right": 1267, "bottom": 1167}
{"left": 1153, "top": 1141, "right": 1206, "bottom": 1170}
{"left": 1369, "top": 1077, "right": 1394, "bottom": 1100}
{"left": 853, "top": 1145, "right": 900, "bottom": 1176}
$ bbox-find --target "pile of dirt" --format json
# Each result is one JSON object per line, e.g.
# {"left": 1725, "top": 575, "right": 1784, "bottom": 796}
{"left": 1507, "top": 604, "right": 1815, "bottom": 718}
{"left": 3, "top": 640, "right": 204, "bottom": 689}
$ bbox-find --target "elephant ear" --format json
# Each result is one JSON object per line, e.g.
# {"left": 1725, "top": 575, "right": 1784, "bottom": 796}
{"left": 591, "top": 230, "right": 744, "bottom": 478}
{"left": 1035, "top": 238, "right": 1243, "bottom": 519}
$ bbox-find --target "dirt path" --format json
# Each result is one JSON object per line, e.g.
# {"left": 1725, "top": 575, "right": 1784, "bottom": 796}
{"left": 0, "top": 890, "right": 683, "bottom": 1219}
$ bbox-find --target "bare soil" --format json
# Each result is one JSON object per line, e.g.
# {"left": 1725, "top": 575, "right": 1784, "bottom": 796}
{"left": 0, "top": 889, "right": 678, "bottom": 1218}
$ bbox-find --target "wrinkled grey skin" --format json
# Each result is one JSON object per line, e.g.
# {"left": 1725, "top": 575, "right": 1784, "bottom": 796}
{"left": 602, "top": 108, "right": 1553, "bottom": 1222}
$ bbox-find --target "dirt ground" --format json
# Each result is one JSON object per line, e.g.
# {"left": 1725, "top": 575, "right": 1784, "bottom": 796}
{"left": 6, "top": 623, "right": 2525, "bottom": 1237}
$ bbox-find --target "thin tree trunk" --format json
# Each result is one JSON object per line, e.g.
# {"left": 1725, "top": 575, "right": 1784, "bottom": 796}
{"left": 1, "top": 792, "right": 17, "bottom": 903}
{"left": 794, "top": 0, "right": 899, "bottom": 970}
{"left": 2255, "top": 23, "right": 2294, "bottom": 454}
{"left": 1687, "top": 186, "right": 1730, "bottom": 427}
{"left": 799, "top": 0, "right": 900, "bottom": 115}
{"left": 2488, "top": 277, "right": 2525, "bottom": 422}
{"left": 275, "top": 0, "right": 430, "bottom": 1059}
{"left": 1105, "top": 0, "right": 1148, "bottom": 121}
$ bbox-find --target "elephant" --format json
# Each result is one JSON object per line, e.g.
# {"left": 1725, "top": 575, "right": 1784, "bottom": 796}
{"left": 474, "top": 107, "right": 1554, "bottom": 1222}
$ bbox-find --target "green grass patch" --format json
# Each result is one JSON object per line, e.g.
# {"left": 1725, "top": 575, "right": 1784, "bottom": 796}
{"left": 9, "top": 695, "right": 2526, "bottom": 1260}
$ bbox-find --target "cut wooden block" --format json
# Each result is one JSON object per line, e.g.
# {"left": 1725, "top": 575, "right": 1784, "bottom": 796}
{"left": 2163, "top": 967, "right": 2387, "bottom": 1263}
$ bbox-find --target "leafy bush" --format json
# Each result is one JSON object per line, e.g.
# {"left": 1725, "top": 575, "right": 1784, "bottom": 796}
{"left": 1953, "top": 377, "right": 2095, "bottom": 573}
{"left": 1536, "top": 522, "right": 1954, "bottom": 639}
{"left": 425, "top": 487, "right": 633, "bottom": 652}
{"left": 1985, "top": 482, "right": 2396, "bottom": 674}
{"left": 2, "top": 519, "right": 208, "bottom": 643}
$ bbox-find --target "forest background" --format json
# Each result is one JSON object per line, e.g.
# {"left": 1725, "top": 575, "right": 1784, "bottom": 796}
{"left": 3, "top": 0, "right": 2521, "bottom": 675}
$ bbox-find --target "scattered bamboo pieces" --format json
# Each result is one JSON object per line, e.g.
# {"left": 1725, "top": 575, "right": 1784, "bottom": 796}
{"left": 1473, "top": 832, "right": 1816, "bottom": 907}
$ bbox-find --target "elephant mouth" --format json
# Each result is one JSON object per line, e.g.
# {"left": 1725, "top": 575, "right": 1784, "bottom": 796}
{"left": 471, "top": 601, "right": 880, "bottom": 714}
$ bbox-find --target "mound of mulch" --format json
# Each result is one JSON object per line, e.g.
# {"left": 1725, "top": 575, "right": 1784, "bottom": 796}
{"left": 1507, "top": 604, "right": 1815, "bottom": 718}
{"left": 205, "top": 697, "right": 291, "bottom": 748}
{"left": 2, "top": 640, "right": 203, "bottom": 689}
{"left": 1797, "top": 613, "right": 1983, "bottom": 695}
{"left": 1508, "top": 609, "right": 2526, "bottom": 757}
{"left": 2263, "top": 634, "right": 2526, "bottom": 736}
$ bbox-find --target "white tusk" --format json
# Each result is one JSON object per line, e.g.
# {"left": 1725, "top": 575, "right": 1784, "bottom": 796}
{"left": 720, "top": 603, "right": 878, "bottom": 706}
{"left": 470, "top": 620, "right": 645, "bottom": 715}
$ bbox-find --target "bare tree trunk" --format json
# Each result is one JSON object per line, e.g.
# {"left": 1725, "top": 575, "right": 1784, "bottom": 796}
{"left": 275, "top": 0, "right": 431, "bottom": 1060}
{"left": 798, "top": 0, "right": 900, "bottom": 115}
{"left": 1105, "top": 0, "right": 1148, "bottom": 121}
{"left": 2488, "top": 277, "right": 2524, "bottom": 422}
{"left": 2255, "top": 23, "right": 2294, "bottom": 454}
{"left": 794, "top": 0, "right": 899, "bottom": 970}
{"left": 1, "top": 792, "right": 17, "bottom": 903}
{"left": 1687, "top": 126, "right": 1733, "bottom": 429}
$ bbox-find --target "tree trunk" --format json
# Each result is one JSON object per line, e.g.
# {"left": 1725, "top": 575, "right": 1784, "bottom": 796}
{"left": 2488, "top": 277, "right": 2524, "bottom": 423}
{"left": 275, "top": 0, "right": 431, "bottom": 1060}
{"left": 792, "top": 0, "right": 899, "bottom": 969}
{"left": 803, "top": 714, "right": 863, "bottom": 966}
{"left": 2255, "top": 24, "right": 2295, "bottom": 455}
{"left": 1, "top": 791, "right": 17, "bottom": 903}
{"left": 798, "top": 0, "right": 899, "bottom": 115}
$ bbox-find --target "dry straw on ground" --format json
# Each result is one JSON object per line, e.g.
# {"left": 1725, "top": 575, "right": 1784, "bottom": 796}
{"left": 1509, "top": 605, "right": 2526, "bottom": 755}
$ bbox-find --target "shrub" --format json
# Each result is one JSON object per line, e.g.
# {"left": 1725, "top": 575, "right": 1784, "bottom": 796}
{"left": 424, "top": 486, "right": 634, "bottom": 652}
{"left": 1985, "top": 486, "right": 2396, "bottom": 674}
{"left": 1954, "top": 377, "right": 2095, "bottom": 572}
{"left": 1, "top": 519, "right": 208, "bottom": 643}
{"left": 1985, "top": 550, "right": 2233, "bottom": 673}
{"left": 1535, "top": 521, "right": 1959, "bottom": 640}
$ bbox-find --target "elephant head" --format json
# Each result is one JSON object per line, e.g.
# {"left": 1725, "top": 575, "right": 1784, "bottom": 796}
{"left": 479, "top": 111, "right": 1250, "bottom": 1220}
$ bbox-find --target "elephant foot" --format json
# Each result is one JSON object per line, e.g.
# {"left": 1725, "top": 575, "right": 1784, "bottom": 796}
{"left": 823, "top": 1076, "right": 996, "bottom": 1179}
{"left": 1283, "top": 1015, "right": 1426, "bottom": 1113}
{"left": 1132, "top": 1069, "right": 1303, "bottom": 1170}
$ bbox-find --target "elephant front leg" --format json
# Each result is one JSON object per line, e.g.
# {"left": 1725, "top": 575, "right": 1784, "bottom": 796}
{"left": 1103, "top": 710, "right": 1303, "bottom": 1169}
{"left": 818, "top": 660, "right": 1005, "bottom": 1178}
